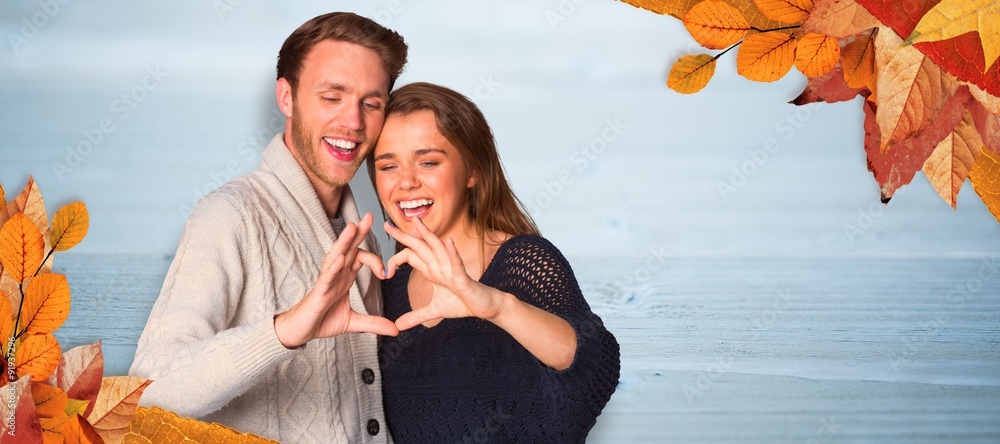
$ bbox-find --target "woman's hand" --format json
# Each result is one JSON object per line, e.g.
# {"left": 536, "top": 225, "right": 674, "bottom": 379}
{"left": 384, "top": 217, "right": 508, "bottom": 330}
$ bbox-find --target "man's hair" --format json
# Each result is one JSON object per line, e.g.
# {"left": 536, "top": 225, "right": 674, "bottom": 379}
{"left": 277, "top": 12, "right": 408, "bottom": 91}
{"left": 367, "top": 82, "right": 540, "bottom": 260}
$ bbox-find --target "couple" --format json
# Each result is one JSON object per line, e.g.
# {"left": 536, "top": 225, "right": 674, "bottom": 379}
{"left": 130, "top": 12, "right": 619, "bottom": 443}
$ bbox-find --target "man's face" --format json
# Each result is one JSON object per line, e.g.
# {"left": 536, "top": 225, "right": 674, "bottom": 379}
{"left": 281, "top": 39, "right": 390, "bottom": 190}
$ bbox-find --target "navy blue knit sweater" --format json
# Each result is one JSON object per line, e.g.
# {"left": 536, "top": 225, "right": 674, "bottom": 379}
{"left": 379, "top": 235, "right": 620, "bottom": 443}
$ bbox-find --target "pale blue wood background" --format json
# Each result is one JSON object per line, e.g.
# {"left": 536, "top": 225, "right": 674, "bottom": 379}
{"left": 2, "top": 1, "right": 999, "bottom": 442}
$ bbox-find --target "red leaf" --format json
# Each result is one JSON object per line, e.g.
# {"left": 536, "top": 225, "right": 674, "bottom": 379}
{"left": 792, "top": 65, "right": 866, "bottom": 104}
{"left": 45, "top": 341, "right": 104, "bottom": 419}
{"left": 0, "top": 377, "right": 44, "bottom": 442}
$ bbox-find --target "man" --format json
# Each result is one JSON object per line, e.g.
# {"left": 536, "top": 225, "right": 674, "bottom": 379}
{"left": 130, "top": 12, "right": 407, "bottom": 443}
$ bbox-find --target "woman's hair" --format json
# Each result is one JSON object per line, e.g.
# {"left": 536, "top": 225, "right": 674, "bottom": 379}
{"left": 277, "top": 12, "right": 408, "bottom": 91}
{"left": 367, "top": 82, "right": 540, "bottom": 254}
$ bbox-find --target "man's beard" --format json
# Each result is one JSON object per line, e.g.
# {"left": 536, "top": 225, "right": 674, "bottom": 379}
{"left": 289, "top": 103, "right": 366, "bottom": 189}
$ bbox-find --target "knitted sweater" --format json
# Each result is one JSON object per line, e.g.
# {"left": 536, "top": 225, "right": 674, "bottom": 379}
{"left": 130, "top": 134, "right": 390, "bottom": 443}
{"left": 379, "top": 235, "right": 620, "bottom": 443}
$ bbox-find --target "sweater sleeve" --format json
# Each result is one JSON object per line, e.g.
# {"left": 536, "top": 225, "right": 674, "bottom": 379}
{"left": 495, "top": 236, "right": 621, "bottom": 424}
{"left": 129, "top": 191, "right": 297, "bottom": 418}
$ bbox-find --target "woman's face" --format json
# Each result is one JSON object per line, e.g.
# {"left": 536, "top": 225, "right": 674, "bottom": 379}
{"left": 373, "top": 110, "right": 476, "bottom": 239}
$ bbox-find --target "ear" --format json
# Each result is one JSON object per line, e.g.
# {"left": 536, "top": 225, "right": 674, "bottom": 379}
{"left": 276, "top": 78, "right": 294, "bottom": 117}
{"left": 466, "top": 171, "right": 477, "bottom": 189}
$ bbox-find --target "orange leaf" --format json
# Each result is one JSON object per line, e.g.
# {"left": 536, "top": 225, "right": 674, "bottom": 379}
{"left": 46, "top": 341, "right": 104, "bottom": 419}
{"left": 798, "top": 0, "right": 879, "bottom": 39}
{"left": 683, "top": 0, "right": 750, "bottom": 49}
{"left": 15, "top": 333, "right": 61, "bottom": 381}
{"left": 30, "top": 382, "right": 68, "bottom": 419}
{"left": 736, "top": 31, "right": 797, "bottom": 81}
{"left": 1, "top": 292, "right": 11, "bottom": 352}
{"left": 0, "top": 213, "right": 45, "bottom": 284}
{"left": 922, "top": 110, "right": 984, "bottom": 208}
{"left": 6, "top": 177, "right": 49, "bottom": 241}
{"left": 795, "top": 33, "right": 841, "bottom": 76}
{"left": 64, "top": 414, "right": 105, "bottom": 444}
{"left": 0, "top": 182, "right": 7, "bottom": 234}
{"left": 19, "top": 273, "right": 71, "bottom": 336}
{"left": 50, "top": 202, "right": 89, "bottom": 253}
{"left": 0, "top": 376, "right": 44, "bottom": 441}
{"left": 842, "top": 29, "right": 877, "bottom": 88}
{"left": 87, "top": 376, "right": 152, "bottom": 444}
{"left": 124, "top": 406, "right": 279, "bottom": 443}
{"left": 970, "top": 142, "right": 1000, "bottom": 223}
{"left": 40, "top": 411, "right": 68, "bottom": 444}
{"left": 753, "top": 0, "right": 813, "bottom": 23}
{"left": 621, "top": 0, "right": 786, "bottom": 31}
{"left": 875, "top": 25, "right": 960, "bottom": 152}
{"left": 668, "top": 54, "right": 719, "bottom": 93}
{"left": 791, "top": 65, "right": 865, "bottom": 105}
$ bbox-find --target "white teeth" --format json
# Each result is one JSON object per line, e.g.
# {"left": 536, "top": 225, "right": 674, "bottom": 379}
{"left": 399, "top": 199, "right": 433, "bottom": 209}
{"left": 323, "top": 137, "right": 357, "bottom": 150}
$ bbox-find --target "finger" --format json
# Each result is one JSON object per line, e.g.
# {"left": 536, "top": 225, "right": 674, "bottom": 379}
{"left": 386, "top": 249, "right": 428, "bottom": 277}
{"left": 353, "top": 250, "right": 387, "bottom": 277}
{"left": 342, "top": 214, "right": 373, "bottom": 265}
{"left": 395, "top": 308, "right": 441, "bottom": 331}
{"left": 384, "top": 221, "right": 437, "bottom": 266}
{"left": 445, "top": 237, "right": 468, "bottom": 276}
{"left": 326, "top": 222, "right": 358, "bottom": 268}
{"left": 413, "top": 216, "right": 449, "bottom": 261}
{"left": 316, "top": 254, "right": 346, "bottom": 294}
{"left": 347, "top": 313, "right": 400, "bottom": 337}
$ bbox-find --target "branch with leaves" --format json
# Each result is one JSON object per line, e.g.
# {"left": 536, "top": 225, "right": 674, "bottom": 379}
{"left": 621, "top": 0, "right": 1000, "bottom": 221}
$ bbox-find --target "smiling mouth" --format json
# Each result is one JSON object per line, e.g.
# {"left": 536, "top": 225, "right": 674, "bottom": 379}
{"left": 397, "top": 199, "right": 433, "bottom": 218}
{"left": 323, "top": 136, "right": 359, "bottom": 159}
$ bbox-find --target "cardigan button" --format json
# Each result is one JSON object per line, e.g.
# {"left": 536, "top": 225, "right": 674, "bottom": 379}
{"left": 361, "top": 368, "right": 375, "bottom": 385}
{"left": 367, "top": 419, "right": 380, "bottom": 436}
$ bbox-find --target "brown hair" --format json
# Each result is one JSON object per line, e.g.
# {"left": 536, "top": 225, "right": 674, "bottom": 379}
{"left": 367, "top": 82, "right": 540, "bottom": 255}
{"left": 277, "top": 12, "right": 408, "bottom": 91}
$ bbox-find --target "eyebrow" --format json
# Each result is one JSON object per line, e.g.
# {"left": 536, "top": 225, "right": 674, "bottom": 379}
{"left": 373, "top": 148, "right": 448, "bottom": 162}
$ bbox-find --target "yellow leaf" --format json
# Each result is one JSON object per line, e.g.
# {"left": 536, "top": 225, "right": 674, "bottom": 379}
{"left": 683, "top": 0, "right": 750, "bottom": 49}
{"left": 20, "top": 273, "right": 71, "bottom": 336}
{"left": 798, "top": 0, "right": 879, "bottom": 39}
{"left": 842, "top": 30, "right": 877, "bottom": 88}
{"left": 50, "top": 202, "right": 89, "bottom": 252}
{"left": 970, "top": 147, "right": 1000, "bottom": 223}
{"left": 87, "top": 376, "right": 153, "bottom": 444}
{"left": 6, "top": 176, "right": 49, "bottom": 241}
{"left": 795, "top": 33, "right": 841, "bottom": 77}
{"left": 922, "top": 110, "right": 983, "bottom": 208}
{"left": 753, "top": 0, "right": 813, "bottom": 23}
{"left": 124, "top": 406, "right": 279, "bottom": 444}
{"left": 41, "top": 411, "right": 69, "bottom": 444}
{"left": 66, "top": 398, "right": 91, "bottom": 418}
{"left": 668, "top": 54, "right": 719, "bottom": 93}
{"left": 907, "top": 0, "right": 1000, "bottom": 73}
{"left": 16, "top": 333, "right": 62, "bottom": 381}
{"left": 64, "top": 413, "right": 105, "bottom": 444}
{"left": 737, "top": 31, "right": 797, "bottom": 81}
{"left": 875, "top": 25, "right": 960, "bottom": 152}
{"left": 0, "top": 212, "right": 46, "bottom": 284}
{"left": 31, "top": 382, "right": 68, "bottom": 419}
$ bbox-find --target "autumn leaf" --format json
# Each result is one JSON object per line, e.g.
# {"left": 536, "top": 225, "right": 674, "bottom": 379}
{"left": 968, "top": 98, "right": 1000, "bottom": 154}
{"left": 842, "top": 29, "right": 878, "bottom": 89}
{"left": 18, "top": 273, "right": 71, "bottom": 336}
{"left": 30, "top": 382, "right": 68, "bottom": 419}
{"left": 970, "top": 145, "right": 1000, "bottom": 222}
{"left": 0, "top": 212, "right": 45, "bottom": 284}
{"left": 864, "top": 86, "right": 975, "bottom": 201}
{"left": 969, "top": 83, "right": 1000, "bottom": 114}
{"left": 6, "top": 177, "right": 49, "bottom": 241}
{"left": 124, "top": 406, "right": 279, "bottom": 444}
{"left": 620, "top": 0, "right": 787, "bottom": 30}
{"left": 64, "top": 414, "right": 105, "bottom": 444}
{"left": 683, "top": 0, "right": 751, "bottom": 49}
{"left": 669, "top": 54, "right": 719, "bottom": 93}
{"left": 40, "top": 412, "right": 69, "bottom": 444}
{"left": 906, "top": 0, "right": 1000, "bottom": 73}
{"left": 50, "top": 202, "right": 89, "bottom": 252}
{"left": 798, "top": 0, "right": 880, "bottom": 39}
{"left": 796, "top": 33, "right": 841, "bottom": 76}
{"left": 922, "top": 110, "right": 984, "bottom": 208}
{"left": 0, "top": 376, "right": 44, "bottom": 442}
{"left": 754, "top": 0, "right": 813, "bottom": 23}
{"left": 1, "top": 292, "right": 11, "bottom": 353}
{"left": 46, "top": 341, "right": 104, "bottom": 419}
{"left": 737, "top": 31, "right": 798, "bottom": 81}
{"left": 87, "top": 376, "right": 152, "bottom": 444}
{"left": 0, "top": 182, "right": 7, "bottom": 232}
{"left": 874, "top": 25, "right": 959, "bottom": 152}
{"left": 15, "top": 333, "right": 61, "bottom": 381}
{"left": 791, "top": 65, "right": 866, "bottom": 104}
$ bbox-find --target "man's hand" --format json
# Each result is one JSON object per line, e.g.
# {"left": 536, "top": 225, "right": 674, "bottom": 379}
{"left": 274, "top": 212, "right": 398, "bottom": 348}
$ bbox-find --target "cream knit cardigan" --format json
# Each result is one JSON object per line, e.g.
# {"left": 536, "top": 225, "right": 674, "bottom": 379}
{"left": 130, "top": 135, "right": 390, "bottom": 443}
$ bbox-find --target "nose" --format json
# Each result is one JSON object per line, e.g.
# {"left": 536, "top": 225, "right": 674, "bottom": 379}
{"left": 337, "top": 102, "right": 364, "bottom": 131}
{"left": 397, "top": 165, "right": 419, "bottom": 190}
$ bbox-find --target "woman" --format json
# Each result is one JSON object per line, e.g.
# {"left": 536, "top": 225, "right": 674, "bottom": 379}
{"left": 368, "top": 82, "right": 620, "bottom": 443}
